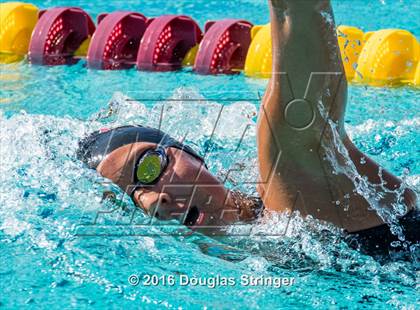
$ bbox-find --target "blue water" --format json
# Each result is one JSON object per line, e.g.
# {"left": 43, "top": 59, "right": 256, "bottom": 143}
{"left": 1, "top": 0, "right": 419, "bottom": 308}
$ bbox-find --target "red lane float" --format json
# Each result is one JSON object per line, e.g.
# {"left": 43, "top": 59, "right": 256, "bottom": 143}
{"left": 136, "top": 15, "right": 202, "bottom": 72}
{"left": 87, "top": 11, "right": 148, "bottom": 70}
{"left": 28, "top": 7, "right": 95, "bottom": 65}
{"left": 194, "top": 19, "right": 253, "bottom": 75}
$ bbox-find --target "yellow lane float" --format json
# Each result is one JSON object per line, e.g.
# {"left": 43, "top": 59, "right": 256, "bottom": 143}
{"left": 0, "top": 2, "right": 38, "bottom": 63}
{"left": 244, "top": 23, "right": 272, "bottom": 78}
{"left": 354, "top": 29, "right": 419, "bottom": 86}
{"left": 182, "top": 44, "right": 200, "bottom": 66}
{"left": 0, "top": 1, "right": 419, "bottom": 87}
{"left": 413, "top": 61, "right": 420, "bottom": 86}
{"left": 336, "top": 26, "right": 365, "bottom": 80}
{"left": 244, "top": 23, "right": 419, "bottom": 87}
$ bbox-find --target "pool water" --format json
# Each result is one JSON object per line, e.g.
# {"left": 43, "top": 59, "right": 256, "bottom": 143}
{"left": 1, "top": 0, "right": 419, "bottom": 308}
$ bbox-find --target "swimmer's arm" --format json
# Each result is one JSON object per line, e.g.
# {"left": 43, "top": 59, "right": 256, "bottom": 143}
{"left": 258, "top": 0, "right": 416, "bottom": 229}
{"left": 266, "top": 0, "right": 346, "bottom": 128}
{"left": 258, "top": 0, "right": 347, "bottom": 212}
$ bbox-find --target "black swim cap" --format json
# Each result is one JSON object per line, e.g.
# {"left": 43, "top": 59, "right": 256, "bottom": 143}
{"left": 77, "top": 125, "right": 205, "bottom": 169}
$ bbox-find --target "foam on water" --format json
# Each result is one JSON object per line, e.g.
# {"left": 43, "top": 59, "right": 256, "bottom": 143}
{"left": 1, "top": 0, "right": 419, "bottom": 307}
{"left": 0, "top": 87, "right": 418, "bottom": 307}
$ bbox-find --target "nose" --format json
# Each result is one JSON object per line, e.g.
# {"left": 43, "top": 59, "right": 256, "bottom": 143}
{"left": 140, "top": 192, "right": 176, "bottom": 220}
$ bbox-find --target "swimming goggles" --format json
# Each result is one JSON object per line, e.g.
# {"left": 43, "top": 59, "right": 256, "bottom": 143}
{"left": 129, "top": 146, "right": 169, "bottom": 196}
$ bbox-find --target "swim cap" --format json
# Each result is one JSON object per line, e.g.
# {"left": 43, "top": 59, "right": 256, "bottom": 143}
{"left": 77, "top": 125, "right": 205, "bottom": 169}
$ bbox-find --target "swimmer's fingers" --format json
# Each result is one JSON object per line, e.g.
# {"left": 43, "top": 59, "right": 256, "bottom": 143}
{"left": 270, "top": 0, "right": 330, "bottom": 10}
{"left": 269, "top": 0, "right": 287, "bottom": 12}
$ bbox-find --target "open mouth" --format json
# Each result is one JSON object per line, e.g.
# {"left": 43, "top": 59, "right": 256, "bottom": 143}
{"left": 183, "top": 206, "right": 203, "bottom": 227}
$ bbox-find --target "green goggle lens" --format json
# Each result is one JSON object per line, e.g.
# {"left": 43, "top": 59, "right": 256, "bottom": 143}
{"left": 136, "top": 154, "right": 162, "bottom": 184}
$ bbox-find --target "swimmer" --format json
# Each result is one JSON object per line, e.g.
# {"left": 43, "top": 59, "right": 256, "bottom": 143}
{"left": 77, "top": 0, "right": 418, "bottom": 257}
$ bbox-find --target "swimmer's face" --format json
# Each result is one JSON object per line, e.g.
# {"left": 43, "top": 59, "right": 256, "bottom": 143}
{"left": 97, "top": 142, "right": 240, "bottom": 230}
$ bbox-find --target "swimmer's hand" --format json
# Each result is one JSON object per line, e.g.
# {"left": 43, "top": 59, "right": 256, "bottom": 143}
{"left": 269, "top": 0, "right": 332, "bottom": 22}
{"left": 270, "top": 0, "right": 330, "bottom": 9}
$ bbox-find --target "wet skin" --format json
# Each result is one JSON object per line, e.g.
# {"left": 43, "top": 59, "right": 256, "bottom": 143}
{"left": 97, "top": 142, "right": 256, "bottom": 233}
{"left": 258, "top": 0, "right": 416, "bottom": 232}
{"left": 95, "top": 0, "right": 416, "bottom": 233}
